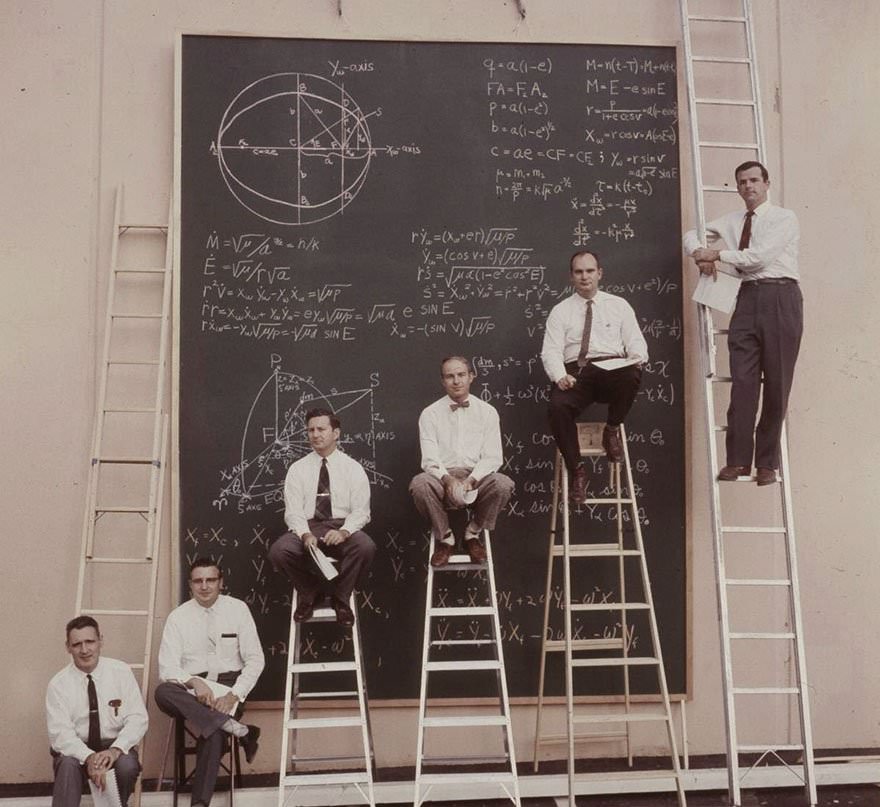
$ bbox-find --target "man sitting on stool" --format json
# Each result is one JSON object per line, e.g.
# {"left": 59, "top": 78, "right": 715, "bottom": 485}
{"left": 46, "top": 615, "right": 148, "bottom": 807}
{"left": 155, "top": 557, "right": 264, "bottom": 807}
{"left": 410, "top": 355, "right": 514, "bottom": 568}
{"left": 541, "top": 250, "right": 648, "bottom": 504}
{"left": 269, "top": 407, "right": 376, "bottom": 627}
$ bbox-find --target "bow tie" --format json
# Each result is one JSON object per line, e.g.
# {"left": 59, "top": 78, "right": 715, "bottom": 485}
{"left": 450, "top": 400, "right": 470, "bottom": 411}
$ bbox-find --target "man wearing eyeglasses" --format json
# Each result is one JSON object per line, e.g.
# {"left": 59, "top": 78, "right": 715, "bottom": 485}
{"left": 155, "top": 557, "right": 265, "bottom": 807}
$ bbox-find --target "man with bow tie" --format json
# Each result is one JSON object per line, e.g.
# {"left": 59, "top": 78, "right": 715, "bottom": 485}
{"left": 410, "top": 356, "right": 514, "bottom": 567}
{"left": 45, "top": 615, "right": 148, "bottom": 807}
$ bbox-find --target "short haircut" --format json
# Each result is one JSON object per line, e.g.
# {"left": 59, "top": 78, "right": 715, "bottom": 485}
{"left": 305, "top": 407, "right": 341, "bottom": 430}
{"left": 189, "top": 556, "right": 223, "bottom": 579}
{"left": 440, "top": 355, "right": 474, "bottom": 375}
{"left": 570, "top": 250, "right": 601, "bottom": 271}
{"left": 734, "top": 160, "right": 769, "bottom": 182}
{"left": 66, "top": 615, "right": 100, "bottom": 641}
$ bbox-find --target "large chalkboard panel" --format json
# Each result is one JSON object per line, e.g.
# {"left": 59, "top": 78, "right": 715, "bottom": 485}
{"left": 177, "top": 35, "right": 685, "bottom": 702}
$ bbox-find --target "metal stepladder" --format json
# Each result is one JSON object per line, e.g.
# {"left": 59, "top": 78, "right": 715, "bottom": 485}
{"left": 679, "top": 2, "right": 816, "bottom": 805}
{"left": 277, "top": 588, "right": 376, "bottom": 807}
{"left": 74, "top": 185, "right": 172, "bottom": 807}
{"left": 415, "top": 531, "right": 521, "bottom": 806}
{"left": 533, "top": 423, "right": 685, "bottom": 806}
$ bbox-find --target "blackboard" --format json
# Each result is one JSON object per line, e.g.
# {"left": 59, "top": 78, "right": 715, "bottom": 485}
{"left": 176, "top": 34, "right": 685, "bottom": 702}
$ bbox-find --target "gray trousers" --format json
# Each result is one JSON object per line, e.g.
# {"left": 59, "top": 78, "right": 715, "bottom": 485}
{"left": 51, "top": 744, "right": 140, "bottom": 807}
{"left": 154, "top": 678, "right": 235, "bottom": 806}
{"left": 726, "top": 281, "right": 803, "bottom": 469}
{"left": 409, "top": 468, "right": 514, "bottom": 541}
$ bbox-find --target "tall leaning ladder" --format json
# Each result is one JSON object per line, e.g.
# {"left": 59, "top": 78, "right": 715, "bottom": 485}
{"left": 678, "top": 3, "right": 816, "bottom": 805}
{"left": 75, "top": 185, "right": 172, "bottom": 807}
{"left": 533, "top": 424, "right": 685, "bottom": 806}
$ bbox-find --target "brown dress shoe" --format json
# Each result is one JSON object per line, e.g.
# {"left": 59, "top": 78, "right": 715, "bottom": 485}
{"left": 717, "top": 464, "right": 750, "bottom": 481}
{"left": 569, "top": 465, "right": 588, "bottom": 504}
{"left": 430, "top": 542, "right": 454, "bottom": 567}
{"left": 332, "top": 598, "right": 355, "bottom": 627}
{"left": 755, "top": 467, "right": 778, "bottom": 486}
{"left": 293, "top": 594, "right": 317, "bottom": 623}
{"left": 602, "top": 425, "right": 624, "bottom": 463}
{"left": 464, "top": 538, "right": 487, "bottom": 564}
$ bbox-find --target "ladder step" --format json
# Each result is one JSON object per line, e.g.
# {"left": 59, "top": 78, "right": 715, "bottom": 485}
{"left": 738, "top": 744, "right": 805, "bottom": 753}
{"left": 726, "top": 578, "right": 791, "bottom": 587}
{"left": 687, "top": 14, "right": 746, "bottom": 23}
{"left": 95, "top": 506, "right": 150, "bottom": 514}
{"left": 108, "top": 360, "right": 160, "bottom": 366}
{"left": 85, "top": 557, "right": 153, "bottom": 565}
{"left": 695, "top": 97, "right": 756, "bottom": 107}
{"left": 536, "top": 731, "right": 627, "bottom": 746}
{"left": 693, "top": 56, "right": 752, "bottom": 65}
{"left": 422, "top": 715, "right": 509, "bottom": 728}
{"left": 552, "top": 544, "right": 640, "bottom": 558}
{"left": 431, "top": 639, "right": 495, "bottom": 647}
{"left": 711, "top": 375, "right": 733, "bottom": 382}
{"left": 418, "top": 772, "right": 516, "bottom": 785}
{"left": 281, "top": 771, "right": 370, "bottom": 787}
{"left": 572, "top": 656, "right": 659, "bottom": 668}
{"left": 434, "top": 555, "right": 486, "bottom": 570}
{"left": 296, "top": 690, "right": 359, "bottom": 699}
{"left": 573, "top": 712, "right": 670, "bottom": 725}
{"left": 110, "top": 313, "right": 164, "bottom": 319}
{"left": 289, "top": 661, "right": 357, "bottom": 674}
{"left": 286, "top": 716, "right": 363, "bottom": 729}
{"left": 103, "top": 407, "right": 158, "bottom": 414}
{"left": 426, "top": 660, "right": 501, "bottom": 672}
{"left": 702, "top": 186, "right": 740, "bottom": 193}
{"left": 119, "top": 223, "right": 168, "bottom": 231}
{"left": 428, "top": 606, "right": 495, "bottom": 617}
{"left": 95, "top": 456, "right": 156, "bottom": 465}
{"left": 572, "top": 602, "right": 650, "bottom": 612}
{"left": 699, "top": 139, "right": 760, "bottom": 149}
{"left": 544, "top": 638, "right": 624, "bottom": 652}
{"left": 291, "top": 753, "right": 367, "bottom": 764}
{"left": 730, "top": 632, "right": 795, "bottom": 640}
{"left": 82, "top": 608, "right": 149, "bottom": 617}
{"left": 733, "top": 687, "right": 800, "bottom": 695}
{"left": 721, "top": 526, "right": 786, "bottom": 534}
{"left": 114, "top": 267, "right": 167, "bottom": 274}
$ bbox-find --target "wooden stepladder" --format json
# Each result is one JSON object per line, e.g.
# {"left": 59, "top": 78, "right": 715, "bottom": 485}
{"left": 277, "top": 591, "right": 375, "bottom": 807}
{"left": 74, "top": 185, "right": 172, "bottom": 807}
{"left": 533, "top": 423, "right": 685, "bottom": 806}
{"left": 679, "top": 2, "right": 816, "bottom": 804}
{"left": 414, "top": 531, "right": 521, "bottom": 806}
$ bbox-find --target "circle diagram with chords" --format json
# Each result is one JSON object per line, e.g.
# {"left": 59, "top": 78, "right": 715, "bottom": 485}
{"left": 216, "top": 72, "right": 375, "bottom": 225}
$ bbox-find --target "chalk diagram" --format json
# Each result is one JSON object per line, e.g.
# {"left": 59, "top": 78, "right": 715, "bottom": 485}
{"left": 215, "top": 72, "right": 381, "bottom": 225}
{"left": 214, "top": 368, "right": 391, "bottom": 512}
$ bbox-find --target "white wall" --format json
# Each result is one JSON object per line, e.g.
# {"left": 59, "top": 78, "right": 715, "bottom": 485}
{"left": 1, "top": 0, "right": 877, "bottom": 785}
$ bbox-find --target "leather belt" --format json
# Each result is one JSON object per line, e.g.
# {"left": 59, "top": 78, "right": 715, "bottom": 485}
{"left": 741, "top": 277, "right": 798, "bottom": 285}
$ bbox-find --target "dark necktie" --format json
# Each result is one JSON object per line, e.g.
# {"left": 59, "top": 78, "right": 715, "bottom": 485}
{"left": 738, "top": 210, "right": 755, "bottom": 250}
{"left": 450, "top": 400, "right": 469, "bottom": 411}
{"left": 314, "top": 458, "right": 332, "bottom": 521}
{"left": 86, "top": 674, "right": 101, "bottom": 752}
{"left": 576, "top": 299, "right": 594, "bottom": 368}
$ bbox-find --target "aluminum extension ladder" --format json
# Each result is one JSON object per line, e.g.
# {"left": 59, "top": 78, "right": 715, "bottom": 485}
{"left": 414, "top": 530, "right": 521, "bottom": 806}
{"left": 277, "top": 591, "right": 376, "bottom": 807}
{"left": 679, "top": 2, "right": 816, "bottom": 804}
{"left": 533, "top": 423, "right": 685, "bottom": 806}
{"left": 74, "top": 184, "right": 172, "bottom": 807}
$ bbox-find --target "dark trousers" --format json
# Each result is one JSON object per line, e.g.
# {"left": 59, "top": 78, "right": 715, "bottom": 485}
{"left": 548, "top": 362, "right": 642, "bottom": 474}
{"left": 154, "top": 670, "right": 240, "bottom": 806}
{"left": 268, "top": 519, "right": 376, "bottom": 603}
{"left": 726, "top": 281, "right": 803, "bottom": 469}
{"left": 51, "top": 742, "right": 140, "bottom": 807}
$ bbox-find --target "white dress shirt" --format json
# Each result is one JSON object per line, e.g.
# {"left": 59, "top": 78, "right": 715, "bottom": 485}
{"left": 283, "top": 448, "right": 371, "bottom": 537}
{"left": 46, "top": 657, "right": 148, "bottom": 764}
{"left": 541, "top": 290, "right": 649, "bottom": 383}
{"left": 158, "top": 594, "right": 265, "bottom": 702}
{"left": 418, "top": 395, "right": 504, "bottom": 483}
{"left": 683, "top": 200, "right": 800, "bottom": 280}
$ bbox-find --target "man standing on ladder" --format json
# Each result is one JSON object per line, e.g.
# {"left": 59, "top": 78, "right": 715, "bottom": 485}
{"left": 410, "top": 355, "right": 515, "bottom": 567}
{"left": 269, "top": 407, "right": 376, "bottom": 627}
{"left": 683, "top": 161, "right": 802, "bottom": 486}
{"left": 541, "top": 250, "right": 648, "bottom": 504}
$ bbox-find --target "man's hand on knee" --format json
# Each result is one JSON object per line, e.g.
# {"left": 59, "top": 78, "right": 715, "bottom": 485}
{"left": 322, "top": 529, "right": 349, "bottom": 546}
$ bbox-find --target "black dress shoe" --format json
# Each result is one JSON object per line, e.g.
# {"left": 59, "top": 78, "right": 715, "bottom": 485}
{"left": 756, "top": 467, "right": 778, "bottom": 486}
{"left": 332, "top": 598, "right": 355, "bottom": 627}
{"left": 569, "top": 465, "right": 588, "bottom": 505}
{"left": 293, "top": 595, "right": 316, "bottom": 623}
{"left": 430, "top": 542, "right": 454, "bottom": 568}
{"left": 240, "top": 724, "right": 261, "bottom": 764}
{"left": 602, "top": 425, "right": 624, "bottom": 463}
{"left": 717, "top": 464, "right": 750, "bottom": 481}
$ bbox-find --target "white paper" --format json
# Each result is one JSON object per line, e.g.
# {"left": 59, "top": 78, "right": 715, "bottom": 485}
{"left": 186, "top": 678, "right": 238, "bottom": 714}
{"left": 308, "top": 543, "right": 339, "bottom": 580}
{"left": 88, "top": 767, "right": 123, "bottom": 807}
{"left": 461, "top": 488, "right": 478, "bottom": 505}
{"left": 692, "top": 270, "right": 741, "bottom": 314}
{"left": 592, "top": 356, "right": 641, "bottom": 371}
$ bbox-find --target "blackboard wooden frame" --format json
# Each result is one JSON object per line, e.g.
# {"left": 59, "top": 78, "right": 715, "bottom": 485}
{"left": 173, "top": 32, "right": 688, "bottom": 704}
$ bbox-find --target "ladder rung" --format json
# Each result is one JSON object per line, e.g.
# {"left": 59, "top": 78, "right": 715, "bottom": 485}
{"left": 573, "top": 712, "right": 670, "bottom": 725}
{"left": 726, "top": 578, "right": 791, "bottom": 587}
{"left": 695, "top": 97, "right": 755, "bottom": 107}
{"left": 422, "top": 715, "right": 508, "bottom": 728}
{"left": 572, "top": 656, "right": 659, "bottom": 668}
{"left": 699, "top": 139, "right": 760, "bottom": 149}
{"left": 730, "top": 632, "right": 795, "bottom": 640}
{"left": 110, "top": 313, "right": 164, "bottom": 319}
{"left": 95, "top": 456, "right": 155, "bottom": 464}
{"left": 713, "top": 328, "right": 730, "bottom": 336}
{"left": 95, "top": 506, "right": 150, "bottom": 513}
{"left": 688, "top": 14, "right": 746, "bottom": 23}
{"left": 82, "top": 609, "right": 149, "bottom": 617}
{"left": 108, "top": 359, "right": 160, "bottom": 366}
{"left": 434, "top": 555, "right": 485, "bottom": 570}
{"left": 426, "top": 660, "right": 501, "bottom": 672}
{"left": 114, "top": 267, "right": 167, "bottom": 274}
{"left": 418, "top": 772, "right": 516, "bottom": 784}
{"left": 295, "top": 690, "right": 358, "bottom": 699}
{"left": 291, "top": 753, "right": 367, "bottom": 763}
{"left": 85, "top": 557, "right": 153, "bottom": 565}
{"left": 431, "top": 639, "right": 495, "bottom": 647}
{"left": 128, "top": 664, "right": 145, "bottom": 671}
{"left": 551, "top": 544, "right": 640, "bottom": 558}
{"left": 536, "top": 730, "right": 627, "bottom": 745}
{"left": 286, "top": 716, "right": 363, "bottom": 729}
{"left": 693, "top": 55, "right": 752, "bottom": 64}
{"left": 544, "top": 638, "right": 624, "bottom": 652}
{"left": 103, "top": 407, "right": 158, "bottom": 414}
{"left": 119, "top": 223, "right": 168, "bottom": 231}
{"left": 572, "top": 602, "right": 650, "bottom": 612}
{"left": 428, "top": 606, "right": 495, "bottom": 617}
{"left": 281, "top": 772, "right": 370, "bottom": 786}
{"left": 289, "top": 661, "right": 357, "bottom": 674}
{"left": 733, "top": 687, "right": 800, "bottom": 695}
{"left": 738, "top": 744, "right": 804, "bottom": 753}
{"left": 702, "top": 186, "right": 741, "bottom": 193}
{"left": 721, "top": 526, "right": 786, "bottom": 534}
